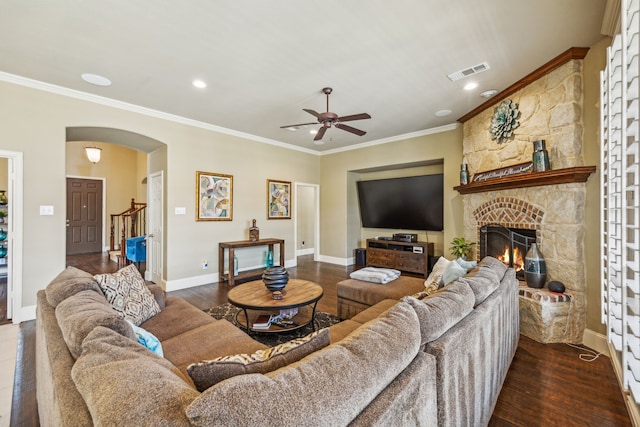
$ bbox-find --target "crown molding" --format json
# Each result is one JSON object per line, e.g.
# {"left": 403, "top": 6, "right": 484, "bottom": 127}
{"left": 1, "top": 71, "right": 459, "bottom": 156}
{"left": 601, "top": 0, "right": 621, "bottom": 37}
{"left": 0, "top": 71, "right": 319, "bottom": 155}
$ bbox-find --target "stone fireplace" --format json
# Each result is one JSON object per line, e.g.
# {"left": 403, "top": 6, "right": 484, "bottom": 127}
{"left": 457, "top": 49, "right": 595, "bottom": 343}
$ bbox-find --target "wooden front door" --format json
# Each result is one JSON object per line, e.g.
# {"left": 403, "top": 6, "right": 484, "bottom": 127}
{"left": 66, "top": 178, "right": 103, "bottom": 255}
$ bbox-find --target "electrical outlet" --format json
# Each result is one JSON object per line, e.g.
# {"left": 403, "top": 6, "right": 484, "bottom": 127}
{"left": 202, "top": 261, "right": 208, "bottom": 269}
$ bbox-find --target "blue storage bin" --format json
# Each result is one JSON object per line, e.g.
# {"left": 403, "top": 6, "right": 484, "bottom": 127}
{"left": 126, "top": 236, "right": 146, "bottom": 263}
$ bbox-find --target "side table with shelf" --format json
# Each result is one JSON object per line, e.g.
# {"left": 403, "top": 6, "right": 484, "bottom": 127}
{"left": 218, "top": 238, "right": 285, "bottom": 286}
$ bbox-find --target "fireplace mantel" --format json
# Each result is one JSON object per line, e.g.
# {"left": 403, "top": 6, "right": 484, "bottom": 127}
{"left": 454, "top": 166, "right": 596, "bottom": 195}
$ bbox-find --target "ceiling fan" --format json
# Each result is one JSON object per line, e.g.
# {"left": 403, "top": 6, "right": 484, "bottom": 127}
{"left": 281, "top": 87, "right": 371, "bottom": 141}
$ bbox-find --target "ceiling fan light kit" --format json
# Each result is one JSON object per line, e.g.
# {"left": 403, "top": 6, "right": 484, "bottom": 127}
{"left": 281, "top": 87, "right": 371, "bottom": 142}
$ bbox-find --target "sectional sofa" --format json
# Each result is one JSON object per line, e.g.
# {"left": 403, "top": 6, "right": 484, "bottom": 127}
{"left": 35, "top": 256, "right": 518, "bottom": 426}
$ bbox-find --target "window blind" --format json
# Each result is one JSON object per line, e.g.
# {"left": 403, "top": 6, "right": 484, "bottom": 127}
{"left": 601, "top": 0, "right": 640, "bottom": 404}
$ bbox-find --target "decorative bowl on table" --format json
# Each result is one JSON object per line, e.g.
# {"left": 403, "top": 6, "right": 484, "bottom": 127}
{"left": 262, "top": 266, "right": 289, "bottom": 294}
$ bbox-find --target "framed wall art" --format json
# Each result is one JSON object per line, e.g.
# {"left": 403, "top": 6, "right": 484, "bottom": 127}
{"left": 196, "top": 171, "right": 233, "bottom": 221}
{"left": 267, "top": 179, "right": 291, "bottom": 219}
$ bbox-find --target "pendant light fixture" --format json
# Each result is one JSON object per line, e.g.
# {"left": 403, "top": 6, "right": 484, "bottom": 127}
{"left": 85, "top": 144, "right": 102, "bottom": 164}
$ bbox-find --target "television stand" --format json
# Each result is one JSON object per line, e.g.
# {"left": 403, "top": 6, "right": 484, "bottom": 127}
{"left": 365, "top": 239, "right": 434, "bottom": 277}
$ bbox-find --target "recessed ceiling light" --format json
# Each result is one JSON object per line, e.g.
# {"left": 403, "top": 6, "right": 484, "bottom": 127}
{"left": 81, "top": 73, "right": 111, "bottom": 87}
{"left": 313, "top": 140, "right": 324, "bottom": 145}
{"left": 192, "top": 79, "right": 207, "bottom": 89}
{"left": 463, "top": 82, "right": 478, "bottom": 91}
{"left": 480, "top": 89, "right": 499, "bottom": 98}
{"left": 284, "top": 126, "right": 300, "bottom": 132}
{"left": 435, "top": 109, "right": 452, "bottom": 117}
{"left": 310, "top": 129, "right": 318, "bottom": 135}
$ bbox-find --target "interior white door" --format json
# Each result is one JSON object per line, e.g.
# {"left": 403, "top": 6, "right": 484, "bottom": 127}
{"left": 147, "top": 171, "right": 163, "bottom": 284}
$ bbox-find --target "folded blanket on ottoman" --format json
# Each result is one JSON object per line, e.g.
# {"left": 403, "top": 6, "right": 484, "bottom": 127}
{"left": 350, "top": 267, "right": 401, "bottom": 284}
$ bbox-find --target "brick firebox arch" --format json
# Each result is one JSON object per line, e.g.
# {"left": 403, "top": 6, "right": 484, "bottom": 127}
{"left": 472, "top": 197, "right": 545, "bottom": 231}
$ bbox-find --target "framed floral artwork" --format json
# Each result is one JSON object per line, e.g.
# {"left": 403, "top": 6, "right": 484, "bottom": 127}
{"left": 267, "top": 179, "right": 291, "bottom": 219}
{"left": 197, "top": 171, "right": 233, "bottom": 221}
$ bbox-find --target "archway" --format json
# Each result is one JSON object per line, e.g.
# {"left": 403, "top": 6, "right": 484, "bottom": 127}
{"left": 65, "top": 127, "right": 166, "bottom": 282}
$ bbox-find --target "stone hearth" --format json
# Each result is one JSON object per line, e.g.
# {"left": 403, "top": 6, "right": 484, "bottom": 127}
{"left": 464, "top": 192, "right": 584, "bottom": 343}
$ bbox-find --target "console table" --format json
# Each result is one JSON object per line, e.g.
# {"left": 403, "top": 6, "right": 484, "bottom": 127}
{"left": 218, "top": 238, "right": 285, "bottom": 286}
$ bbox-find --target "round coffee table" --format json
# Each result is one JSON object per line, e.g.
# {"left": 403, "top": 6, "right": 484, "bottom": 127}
{"left": 227, "top": 279, "right": 323, "bottom": 334}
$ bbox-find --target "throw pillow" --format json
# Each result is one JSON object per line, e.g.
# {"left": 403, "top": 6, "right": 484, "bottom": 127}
{"left": 187, "top": 328, "right": 330, "bottom": 392}
{"left": 424, "top": 256, "right": 450, "bottom": 290}
{"left": 441, "top": 260, "right": 467, "bottom": 285}
{"left": 45, "top": 266, "right": 102, "bottom": 308}
{"left": 128, "top": 320, "right": 163, "bottom": 357}
{"left": 455, "top": 257, "right": 477, "bottom": 270}
{"left": 94, "top": 264, "right": 161, "bottom": 326}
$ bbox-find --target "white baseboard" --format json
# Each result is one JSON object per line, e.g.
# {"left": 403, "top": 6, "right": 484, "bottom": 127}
{"left": 164, "top": 258, "right": 299, "bottom": 292}
{"left": 296, "top": 248, "right": 315, "bottom": 256}
{"left": 165, "top": 273, "right": 219, "bottom": 292}
{"left": 582, "top": 328, "right": 610, "bottom": 357}
{"left": 317, "top": 254, "right": 352, "bottom": 266}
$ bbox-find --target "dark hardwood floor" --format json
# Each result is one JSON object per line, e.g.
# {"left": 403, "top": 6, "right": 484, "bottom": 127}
{"left": 10, "top": 252, "right": 632, "bottom": 426}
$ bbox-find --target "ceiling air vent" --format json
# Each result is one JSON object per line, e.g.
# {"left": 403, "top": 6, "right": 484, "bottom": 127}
{"left": 447, "top": 62, "right": 490, "bottom": 82}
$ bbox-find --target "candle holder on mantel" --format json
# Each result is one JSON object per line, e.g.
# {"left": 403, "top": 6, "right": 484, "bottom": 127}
{"left": 532, "top": 140, "right": 551, "bottom": 172}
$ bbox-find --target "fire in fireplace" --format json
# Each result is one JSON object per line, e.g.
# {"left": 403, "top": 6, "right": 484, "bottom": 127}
{"left": 480, "top": 225, "right": 536, "bottom": 280}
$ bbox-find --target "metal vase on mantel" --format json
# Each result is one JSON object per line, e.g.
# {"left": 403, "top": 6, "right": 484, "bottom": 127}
{"left": 532, "top": 140, "right": 551, "bottom": 172}
{"left": 524, "top": 243, "right": 547, "bottom": 288}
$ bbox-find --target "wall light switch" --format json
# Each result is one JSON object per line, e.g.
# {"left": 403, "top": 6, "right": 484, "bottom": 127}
{"left": 175, "top": 207, "right": 186, "bottom": 215}
{"left": 40, "top": 205, "right": 54, "bottom": 215}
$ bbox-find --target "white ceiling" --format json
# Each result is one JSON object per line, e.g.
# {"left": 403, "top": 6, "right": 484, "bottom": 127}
{"left": 0, "top": 0, "right": 608, "bottom": 153}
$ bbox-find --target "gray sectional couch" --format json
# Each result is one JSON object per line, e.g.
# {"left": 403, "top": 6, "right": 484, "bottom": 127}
{"left": 36, "top": 256, "right": 518, "bottom": 426}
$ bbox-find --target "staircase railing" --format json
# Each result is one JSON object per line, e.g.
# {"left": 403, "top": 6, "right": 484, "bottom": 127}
{"left": 110, "top": 198, "right": 147, "bottom": 264}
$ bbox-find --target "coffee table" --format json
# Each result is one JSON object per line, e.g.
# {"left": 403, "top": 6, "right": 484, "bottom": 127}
{"left": 227, "top": 279, "right": 323, "bottom": 334}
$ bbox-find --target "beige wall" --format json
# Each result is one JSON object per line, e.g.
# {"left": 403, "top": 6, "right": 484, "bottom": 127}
{"left": 296, "top": 186, "right": 315, "bottom": 251}
{"left": 0, "top": 80, "right": 319, "bottom": 312}
{"left": 319, "top": 127, "right": 464, "bottom": 261}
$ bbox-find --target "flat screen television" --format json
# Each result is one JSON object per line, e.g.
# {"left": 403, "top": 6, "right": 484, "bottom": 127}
{"left": 356, "top": 174, "right": 444, "bottom": 231}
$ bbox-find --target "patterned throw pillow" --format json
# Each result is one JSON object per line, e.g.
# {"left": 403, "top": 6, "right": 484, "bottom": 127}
{"left": 187, "top": 328, "right": 330, "bottom": 392}
{"left": 94, "top": 264, "right": 161, "bottom": 326}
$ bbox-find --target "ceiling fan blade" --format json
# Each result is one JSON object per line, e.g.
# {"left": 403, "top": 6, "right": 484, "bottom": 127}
{"left": 280, "top": 122, "right": 318, "bottom": 129}
{"left": 314, "top": 126, "right": 328, "bottom": 141}
{"left": 338, "top": 113, "right": 371, "bottom": 122}
{"left": 303, "top": 109, "right": 322, "bottom": 119}
{"left": 335, "top": 123, "right": 366, "bottom": 136}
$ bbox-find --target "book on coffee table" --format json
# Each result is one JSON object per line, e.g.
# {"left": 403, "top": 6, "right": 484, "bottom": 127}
{"left": 252, "top": 314, "right": 272, "bottom": 329}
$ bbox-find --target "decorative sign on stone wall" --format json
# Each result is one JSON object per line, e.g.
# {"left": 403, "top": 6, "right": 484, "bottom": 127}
{"left": 472, "top": 162, "right": 533, "bottom": 183}
{"left": 488, "top": 99, "right": 521, "bottom": 143}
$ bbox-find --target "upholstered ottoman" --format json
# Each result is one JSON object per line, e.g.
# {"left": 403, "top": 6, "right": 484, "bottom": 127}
{"left": 337, "top": 276, "right": 425, "bottom": 319}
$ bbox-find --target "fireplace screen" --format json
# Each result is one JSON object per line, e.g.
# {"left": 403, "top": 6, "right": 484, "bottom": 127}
{"left": 480, "top": 225, "right": 536, "bottom": 279}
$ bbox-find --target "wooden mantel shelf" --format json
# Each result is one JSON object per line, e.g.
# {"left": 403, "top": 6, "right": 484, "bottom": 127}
{"left": 454, "top": 166, "right": 596, "bottom": 194}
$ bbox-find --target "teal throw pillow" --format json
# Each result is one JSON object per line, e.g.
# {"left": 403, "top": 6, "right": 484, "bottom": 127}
{"left": 127, "top": 320, "right": 163, "bottom": 357}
